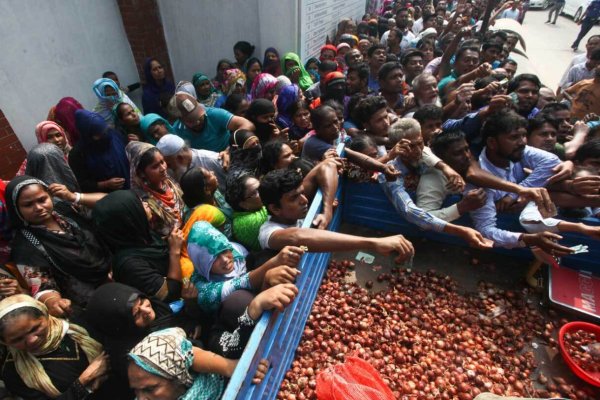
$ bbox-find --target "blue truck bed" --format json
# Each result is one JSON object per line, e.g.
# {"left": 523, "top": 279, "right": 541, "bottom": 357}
{"left": 222, "top": 177, "right": 600, "bottom": 400}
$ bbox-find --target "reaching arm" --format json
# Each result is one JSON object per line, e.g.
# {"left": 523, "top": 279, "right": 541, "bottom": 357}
{"left": 228, "top": 116, "right": 255, "bottom": 132}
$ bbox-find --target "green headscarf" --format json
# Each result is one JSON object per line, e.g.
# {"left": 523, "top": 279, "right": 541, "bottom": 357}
{"left": 281, "top": 52, "right": 314, "bottom": 91}
{"left": 139, "top": 113, "right": 174, "bottom": 145}
{"left": 187, "top": 221, "right": 244, "bottom": 281}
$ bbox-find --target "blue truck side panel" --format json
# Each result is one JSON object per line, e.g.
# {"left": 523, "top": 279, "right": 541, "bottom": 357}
{"left": 223, "top": 173, "right": 600, "bottom": 399}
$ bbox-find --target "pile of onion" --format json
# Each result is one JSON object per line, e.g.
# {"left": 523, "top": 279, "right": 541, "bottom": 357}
{"left": 276, "top": 260, "right": 599, "bottom": 400}
{"left": 564, "top": 330, "right": 600, "bottom": 373}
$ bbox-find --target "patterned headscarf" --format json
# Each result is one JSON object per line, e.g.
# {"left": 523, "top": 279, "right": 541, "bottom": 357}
{"left": 126, "top": 142, "right": 184, "bottom": 235}
{"left": 275, "top": 75, "right": 292, "bottom": 95}
{"left": 129, "top": 328, "right": 224, "bottom": 400}
{"left": 223, "top": 69, "right": 247, "bottom": 96}
{"left": 249, "top": 73, "right": 278, "bottom": 100}
{"left": 34, "top": 121, "right": 72, "bottom": 154}
{"left": 0, "top": 294, "right": 102, "bottom": 398}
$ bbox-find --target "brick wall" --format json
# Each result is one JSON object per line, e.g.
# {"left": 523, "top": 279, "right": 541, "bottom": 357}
{"left": 0, "top": 110, "right": 26, "bottom": 180}
{"left": 117, "top": 0, "right": 174, "bottom": 84}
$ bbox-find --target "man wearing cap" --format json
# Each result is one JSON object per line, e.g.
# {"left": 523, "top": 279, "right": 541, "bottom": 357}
{"left": 172, "top": 92, "right": 254, "bottom": 153}
{"left": 156, "top": 133, "right": 226, "bottom": 189}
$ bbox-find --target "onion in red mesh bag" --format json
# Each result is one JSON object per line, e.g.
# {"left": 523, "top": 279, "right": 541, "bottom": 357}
{"left": 315, "top": 356, "right": 395, "bottom": 400}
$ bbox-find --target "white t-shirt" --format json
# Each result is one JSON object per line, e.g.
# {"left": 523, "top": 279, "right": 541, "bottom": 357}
{"left": 258, "top": 217, "right": 303, "bottom": 249}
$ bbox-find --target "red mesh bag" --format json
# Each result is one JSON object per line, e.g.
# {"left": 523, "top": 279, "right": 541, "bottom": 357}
{"left": 315, "top": 356, "right": 395, "bottom": 400}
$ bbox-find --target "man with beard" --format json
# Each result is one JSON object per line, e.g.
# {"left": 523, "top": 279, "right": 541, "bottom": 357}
{"left": 344, "top": 49, "right": 364, "bottom": 69}
{"left": 156, "top": 134, "right": 226, "bottom": 189}
{"left": 559, "top": 35, "right": 600, "bottom": 92}
{"left": 427, "top": 130, "right": 580, "bottom": 257}
{"left": 506, "top": 74, "right": 541, "bottom": 119}
{"left": 172, "top": 92, "right": 254, "bottom": 152}
{"left": 380, "top": 7, "right": 415, "bottom": 51}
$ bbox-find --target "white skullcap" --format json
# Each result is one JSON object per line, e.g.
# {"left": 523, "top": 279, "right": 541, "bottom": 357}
{"left": 156, "top": 134, "right": 185, "bottom": 157}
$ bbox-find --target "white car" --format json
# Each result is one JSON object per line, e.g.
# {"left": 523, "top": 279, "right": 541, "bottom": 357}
{"left": 529, "top": 0, "right": 553, "bottom": 9}
{"left": 561, "top": 0, "right": 591, "bottom": 20}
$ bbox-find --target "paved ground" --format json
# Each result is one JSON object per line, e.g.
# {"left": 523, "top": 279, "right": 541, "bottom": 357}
{"left": 519, "top": 8, "right": 600, "bottom": 89}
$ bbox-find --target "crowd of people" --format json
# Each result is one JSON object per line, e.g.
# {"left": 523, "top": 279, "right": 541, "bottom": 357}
{"left": 0, "top": 0, "right": 600, "bottom": 399}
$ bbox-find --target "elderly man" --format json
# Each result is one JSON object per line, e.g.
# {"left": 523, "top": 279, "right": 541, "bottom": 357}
{"left": 172, "top": 92, "right": 254, "bottom": 153}
{"left": 156, "top": 133, "right": 226, "bottom": 188}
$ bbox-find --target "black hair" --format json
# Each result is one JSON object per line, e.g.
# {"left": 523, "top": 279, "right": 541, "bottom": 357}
{"left": 367, "top": 44, "right": 387, "bottom": 58}
{"left": 246, "top": 57, "right": 262, "bottom": 70}
{"left": 474, "top": 75, "right": 501, "bottom": 90}
{"left": 455, "top": 46, "right": 479, "bottom": 61}
{"left": 541, "top": 102, "right": 569, "bottom": 115}
{"left": 225, "top": 170, "right": 256, "bottom": 212}
{"left": 319, "top": 60, "right": 338, "bottom": 73}
{"left": 499, "top": 59, "right": 518, "bottom": 68}
{"left": 430, "top": 130, "right": 467, "bottom": 157}
{"left": 223, "top": 93, "right": 248, "bottom": 115}
{"left": 481, "top": 110, "right": 527, "bottom": 142}
{"left": 507, "top": 74, "right": 541, "bottom": 94}
{"left": 180, "top": 167, "right": 209, "bottom": 208}
{"left": 136, "top": 147, "right": 161, "bottom": 175}
{"left": 347, "top": 63, "right": 370, "bottom": 81}
{"left": 573, "top": 139, "right": 600, "bottom": 164}
{"left": 413, "top": 104, "right": 443, "bottom": 124}
{"left": 378, "top": 61, "right": 403, "bottom": 81}
{"left": 310, "top": 105, "right": 337, "bottom": 130}
{"left": 489, "top": 30, "right": 508, "bottom": 43}
{"left": 527, "top": 114, "right": 559, "bottom": 137}
{"left": 401, "top": 50, "right": 424, "bottom": 66}
{"left": 385, "top": 54, "right": 399, "bottom": 62}
{"left": 417, "top": 37, "right": 435, "bottom": 50}
{"left": 396, "top": 6, "right": 409, "bottom": 15}
{"left": 229, "top": 129, "right": 257, "bottom": 148}
{"left": 259, "top": 168, "right": 304, "bottom": 212}
{"left": 115, "top": 102, "right": 133, "bottom": 120}
{"left": 289, "top": 99, "right": 311, "bottom": 118}
{"left": 233, "top": 41, "right": 255, "bottom": 57}
{"left": 353, "top": 96, "right": 388, "bottom": 126}
{"left": 322, "top": 100, "right": 344, "bottom": 116}
{"left": 347, "top": 93, "right": 367, "bottom": 127}
{"left": 482, "top": 42, "right": 503, "bottom": 52}
{"left": 349, "top": 134, "right": 377, "bottom": 153}
{"left": 0, "top": 307, "right": 44, "bottom": 340}
{"left": 422, "top": 13, "right": 436, "bottom": 24}
{"left": 260, "top": 140, "right": 288, "bottom": 175}
{"left": 102, "top": 71, "right": 117, "bottom": 79}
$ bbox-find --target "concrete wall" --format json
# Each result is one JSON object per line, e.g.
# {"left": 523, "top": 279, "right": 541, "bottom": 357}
{"left": 0, "top": 0, "right": 140, "bottom": 151}
{"left": 158, "top": 0, "right": 300, "bottom": 83}
{"left": 158, "top": 0, "right": 364, "bottom": 83}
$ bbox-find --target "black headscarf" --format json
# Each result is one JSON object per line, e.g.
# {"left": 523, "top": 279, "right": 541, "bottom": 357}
{"left": 84, "top": 283, "right": 173, "bottom": 389}
{"left": 92, "top": 190, "right": 168, "bottom": 266}
{"left": 25, "top": 143, "right": 80, "bottom": 193}
{"left": 6, "top": 176, "right": 111, "bottom": 306}
{"left": 246, "top": 99, "right": 276, "bottom": 143}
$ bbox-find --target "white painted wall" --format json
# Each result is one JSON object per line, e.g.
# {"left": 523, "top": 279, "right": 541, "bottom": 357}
{"left": 158, "top": 0, "right": 364, "bottom": 84}
{"left": 0, "top": 0, "right": 140, "bottom": 150}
